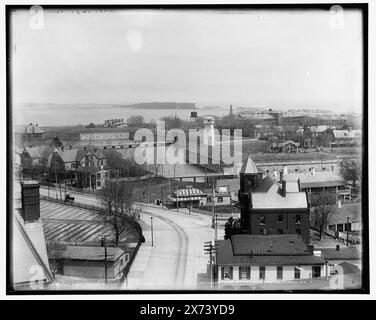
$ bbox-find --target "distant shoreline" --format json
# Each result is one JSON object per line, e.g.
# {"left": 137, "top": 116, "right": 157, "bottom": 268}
{"left": 16, "top": 102, "right": 199, "bottom": 110}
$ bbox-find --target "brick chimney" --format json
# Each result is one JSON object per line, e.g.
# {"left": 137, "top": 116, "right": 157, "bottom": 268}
{"left": 20, "top": 181, "right": 40, "bottom": 222}
{"left": 281, "top": 180, "right": 286, "bottom": 197}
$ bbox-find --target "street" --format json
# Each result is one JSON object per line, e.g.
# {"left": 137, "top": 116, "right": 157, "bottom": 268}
{"left": 40, "top": 186, "right": 222, "bottom": 289}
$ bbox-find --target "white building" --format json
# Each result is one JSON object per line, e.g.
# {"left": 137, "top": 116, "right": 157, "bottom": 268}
{"left": 216, "top": 234, "right": 326, "bottom": 287}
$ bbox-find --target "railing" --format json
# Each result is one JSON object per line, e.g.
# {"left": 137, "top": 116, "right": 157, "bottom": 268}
{"left": 120, "top": 236, "right": 144, "bottom": 284}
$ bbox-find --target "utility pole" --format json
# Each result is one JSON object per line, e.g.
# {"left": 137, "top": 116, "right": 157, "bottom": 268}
{"left": 212, "top": 178, "right": 217, "bottom": 241}
{"left": 346, "top": 216, "right": 350, "bottom": 246}
{"left": 54, "top": 160, "right": 58, "bottom": 200}
{"left": 176, "top": 186, "right": 179, "bottom": 212}
{"left": 204, "top": 241, "right": 216, "bottom": 288}
{"left": 101, "top": 236, "right": 108, "bottom": 284}
{"left": 150, "top": 216, "right": 154, "bottom": 247}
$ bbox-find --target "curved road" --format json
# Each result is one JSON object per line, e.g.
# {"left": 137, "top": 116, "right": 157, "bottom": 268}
{"left": 39, "top": 186, "right": 217, "bottom": 289}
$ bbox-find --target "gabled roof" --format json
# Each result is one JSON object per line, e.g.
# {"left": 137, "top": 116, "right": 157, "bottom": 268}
{"left": 240, "top": 155, "right": 258, "bottom": 174}
{"left": 49, "top": 149, "right": 84, "bottom": 163}
{"left": 320, "top": 246, "right": 361, "bottom": 260}
{"left": 24, "top": 146, "right": 52, "bottom": 159}
{"left": 252, "top": 175, "right": 274, "bottom": 192}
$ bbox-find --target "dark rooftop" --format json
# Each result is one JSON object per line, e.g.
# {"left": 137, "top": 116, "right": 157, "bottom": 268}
{"left": 252, "top": 175, "right": 275, "bottom": 193}
{"left": 216, "top": 237, "right": 325, "bottom": 267}
{"left": 320, "top": 246, "right": 361, "bottom": 260}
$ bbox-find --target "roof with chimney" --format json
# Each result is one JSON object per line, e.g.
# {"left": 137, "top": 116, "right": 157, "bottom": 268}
{"left": 240, "top": 155, "right": 258, "bottom": 174}
{"left": 320, "top": 246, "right": 361, "bottom": 261}
{"left": 251, "top": 176, "right": 308, "bottom": 209}
{"left": 47, "top": 148, "right": 106, "bottom": 164}
{"left": 216, "top": 235, "right": 325, "bottom": 266}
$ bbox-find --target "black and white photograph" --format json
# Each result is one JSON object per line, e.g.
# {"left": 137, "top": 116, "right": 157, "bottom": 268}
{"left": 5, "top": 1, "right": 370, "bottom": 295}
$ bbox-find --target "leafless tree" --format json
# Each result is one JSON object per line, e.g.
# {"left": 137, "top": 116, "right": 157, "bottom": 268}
{"left": 46, "top": 241, "right": 66, "bottom": 279}
{"left": 310, "top": 191, "right": 336, "bottom": 240}
{"left": 98, "top": 180, "right": 142, "bottom": 245}
{"left": 340, "top": 159, "right": 362, "bottom": 187}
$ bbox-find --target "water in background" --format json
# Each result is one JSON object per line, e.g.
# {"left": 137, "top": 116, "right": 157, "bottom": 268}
{"left": 14, "top": 105, "right": 230, "bottom": 126}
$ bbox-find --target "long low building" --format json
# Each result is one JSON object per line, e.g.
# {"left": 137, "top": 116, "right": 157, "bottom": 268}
{"left": 216, "top": 234, "right": 326, "bottom": 286}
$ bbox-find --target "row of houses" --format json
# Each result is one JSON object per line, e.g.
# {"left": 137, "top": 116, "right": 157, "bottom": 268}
{"left": 18, "top": 146, "right": 110, "bottom": 190}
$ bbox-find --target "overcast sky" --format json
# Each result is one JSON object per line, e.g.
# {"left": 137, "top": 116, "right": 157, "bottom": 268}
{"left": 11, "top": 8, "right": 363, "bottom": 112}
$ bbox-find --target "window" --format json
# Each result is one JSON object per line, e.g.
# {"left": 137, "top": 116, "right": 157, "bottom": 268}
{"left": 345, "top": 223, "right": 351, "bottom": 232}
{"left": 260, "top": 215, "right": 266, "bottom": 225}
{"left": 259, "top": 267, "right": 265, "bottom": 280}
{"left": 295, "top": 215, "right": 301, "bottom": 224}
{"left": 105, "top": 172, "right": 109, "bottom": 178}
{"left": 97, "top": 173, "right": 101, "bottom": 180}
{"left": 71, "top": 163, "right": 75, "bottom": 169}
{"left": 312, "top": 266, "right": 321, "bottom": 278}
{"left": 218, "top": 197, "right": 223, "bottom": 203}
{"left": 277, "top": 215, "right": 283, "bottom": 223}
{"left": 337, "top": 224, "right": 344, "bottom": 232}
{"left": 296, "top": 229, "right": 301, "bottom": 235}
{"left": 239, "top": 267, "right": 251, "bottom": 280}
{"left": 97, "top": 181, "right": 101, "bottom": 187}
{"left": 260, "top": 229, "right": 268, "bottom": 235}
{"left": 328, "top": 225, "right": 336, "bottom": 231}
{"left": 277, "top": 266, "right": 283, "bottom": 280}
{"left": 294, "top": 267, "right": 301, "bottom": 279}
{"left": 278, "top": 229, "right": 283, "bottom": 234}
{"left": 221, "top": 266, "right": 233, "bottom": 280}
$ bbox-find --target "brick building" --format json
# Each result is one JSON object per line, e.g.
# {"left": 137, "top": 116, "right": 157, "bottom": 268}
{"left": 239, "top": 156, "right": 310, "bottom": 243}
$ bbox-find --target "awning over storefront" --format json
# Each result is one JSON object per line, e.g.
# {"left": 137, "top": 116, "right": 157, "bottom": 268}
{"left": 167, "top": 188, "right": 207, "bottom": 202}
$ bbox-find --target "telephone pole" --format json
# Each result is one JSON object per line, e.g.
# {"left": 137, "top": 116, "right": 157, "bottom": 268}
{"left": 212, "top": 178, "right": 217, "bottom": 241}
{"left": 346, "top": 216, "right": 350, "bottom": 246}
{"left": 101, "top": 236, "right": 108, "bottom": 284}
